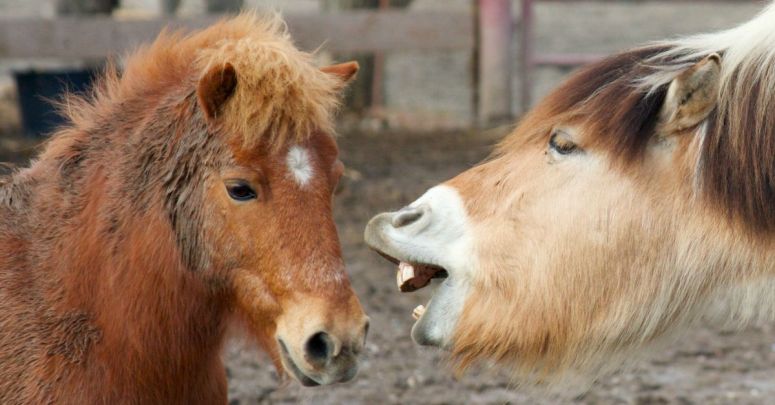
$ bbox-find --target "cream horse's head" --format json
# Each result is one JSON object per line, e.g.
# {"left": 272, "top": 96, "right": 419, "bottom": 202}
{"left": 366, "top": 4, "right": 775, "bottom": 388}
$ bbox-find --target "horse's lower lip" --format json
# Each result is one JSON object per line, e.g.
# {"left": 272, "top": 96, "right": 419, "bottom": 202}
{"left": 277, "top": 339, "right": 320, "bottom": 387}
{"left": 410, "top": 280, "right": 451, "bottom": 349}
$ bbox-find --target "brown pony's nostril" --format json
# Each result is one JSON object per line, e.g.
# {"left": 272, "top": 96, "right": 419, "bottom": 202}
{"left": 304, "top": 331, "right": 334, "bottom": 367}
{"left": 391, "top": 206, "right": 424, "bottom": 228}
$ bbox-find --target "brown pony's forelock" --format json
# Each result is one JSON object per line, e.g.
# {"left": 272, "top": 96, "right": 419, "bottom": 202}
{"left": 52, "top": 12, "right": 341, "bottom": 155}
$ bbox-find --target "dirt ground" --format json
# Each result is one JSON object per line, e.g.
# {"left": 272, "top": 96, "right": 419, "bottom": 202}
{"left": 2, "top": 118, "right": 774, "bottom": 404}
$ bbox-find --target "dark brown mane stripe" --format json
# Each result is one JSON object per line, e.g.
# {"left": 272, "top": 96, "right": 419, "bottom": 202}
{"left": 555, "top": 46, "right": 672, "bottom": 161}
{"left": 511, "top": 40, "right": 775, "bottom": 233}
{"left": 499, "top": 46, "right": 673, "bottom": 159}
{"left": 702, "top": 62, "right": 775, "bottom": 232}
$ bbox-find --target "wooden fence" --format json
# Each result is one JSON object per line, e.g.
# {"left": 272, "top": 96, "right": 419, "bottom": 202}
{"left": 0, "top": 11, "right": 472, "bottom": 58}
{"left": 0, "top": 1, "right": 764, "bottom": 127}
{"left": 517, "top": 0, "right": 762, "bottom": 113}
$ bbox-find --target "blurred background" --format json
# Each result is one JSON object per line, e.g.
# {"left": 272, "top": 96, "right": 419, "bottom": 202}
{"left": 0, "top": 1, "right": 773, "bottom": 404}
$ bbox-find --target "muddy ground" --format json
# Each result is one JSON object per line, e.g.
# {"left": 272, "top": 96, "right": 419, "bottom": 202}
{"left": 2, "top": 119, "right": 774, "bottom": 404}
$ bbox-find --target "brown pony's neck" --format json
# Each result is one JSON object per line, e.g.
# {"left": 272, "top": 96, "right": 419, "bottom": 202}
{"left": 9, "top": 94, "right": 232, "bottom": 400}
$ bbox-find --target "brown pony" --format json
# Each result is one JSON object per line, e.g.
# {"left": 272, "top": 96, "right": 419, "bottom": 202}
{"left": 0, "top": 14, "right": 368, "bottom": 403}
{"left": 366, "top": 2, "right": 775, "bottom": 390}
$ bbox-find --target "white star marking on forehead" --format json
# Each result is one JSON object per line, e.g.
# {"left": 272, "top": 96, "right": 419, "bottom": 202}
{"left": 286, "top": 146, "right": 314, "bottom": 187}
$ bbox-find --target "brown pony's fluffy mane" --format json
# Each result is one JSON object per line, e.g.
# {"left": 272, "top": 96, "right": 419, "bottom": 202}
{"left": 54, "top": 13, "right": 341, "bottom": 152}
{"left": 6, "top": 13, "right": 344, "bottom": 273}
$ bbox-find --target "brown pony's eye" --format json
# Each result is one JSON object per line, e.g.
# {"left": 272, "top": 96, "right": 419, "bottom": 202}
{"left": 549, "top": 131, "right": 579, "bottom": 155}
{"left": 225, "top": 180, "right": 257, "bottom": 201}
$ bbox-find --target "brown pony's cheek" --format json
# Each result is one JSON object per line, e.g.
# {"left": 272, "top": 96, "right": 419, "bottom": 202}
{"left": 201, "top": 183, "right": 233, "bottom": 262}
{"left": 232, "top": 268, "right": 282, "bottom": 318}
{"left": 202, "top": 180, "right": 261, "bottom": 274}
{"left": 207, "top": 178, "right": 288, "bottom": 297}
{"left": 231, "top": 268, "right": 283, "bottom": 361}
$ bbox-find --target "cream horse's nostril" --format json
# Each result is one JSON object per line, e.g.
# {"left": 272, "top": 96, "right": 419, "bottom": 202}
{"left": 391, "top": 206, "right": 425, "bottom": 228}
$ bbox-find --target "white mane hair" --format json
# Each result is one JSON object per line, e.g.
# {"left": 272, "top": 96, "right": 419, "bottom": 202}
{"left": 638, "top": 1, "right": 775, "bottom": 97}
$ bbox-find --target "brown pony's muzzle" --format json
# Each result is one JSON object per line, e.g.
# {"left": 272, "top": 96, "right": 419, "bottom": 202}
{"left": 274, "top": 294, "right": 368, "bottom": 386}
{"left": 231, "top": 266, "right": 368, "bottom": 386}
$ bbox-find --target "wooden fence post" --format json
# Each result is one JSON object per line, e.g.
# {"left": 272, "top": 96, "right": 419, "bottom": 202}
{"left": 518, "top": 0, "right": 533, "bottom": 114}
{"left": 477, "top": 0, "right": 513, "bottom": 126}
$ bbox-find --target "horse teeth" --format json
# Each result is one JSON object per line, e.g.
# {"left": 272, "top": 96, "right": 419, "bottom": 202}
{"left": 412, "top": 304, "right": 426, "bottom": 320}
{"left": 397, "top": 262, "right": 415, "bottom": 289}
{"left": 400, "top": 262, "right": 415, "bottom": 280}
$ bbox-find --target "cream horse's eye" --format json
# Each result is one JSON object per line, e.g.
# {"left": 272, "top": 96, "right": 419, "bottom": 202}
{"left": 548, "top": 130, "right": 580, "bottom": 156}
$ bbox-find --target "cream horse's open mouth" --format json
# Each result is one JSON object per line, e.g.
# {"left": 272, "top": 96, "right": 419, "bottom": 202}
{"left": 364, "top": 185, "right": 473, "bottom": 348}
{"left": 374, "top": 247, "right": 449, "bottom": 314}
{"left": 368, "top": 244, "right": 460, "bottom": 348}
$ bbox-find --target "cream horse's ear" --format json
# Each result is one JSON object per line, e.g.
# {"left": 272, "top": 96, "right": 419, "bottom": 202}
{"left": 660, "top": 53, "right": 721, "bottom": 133}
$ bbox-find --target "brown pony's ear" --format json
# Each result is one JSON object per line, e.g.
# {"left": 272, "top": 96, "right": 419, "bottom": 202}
{"left": 321, "top": 61, "right": 359, "bottom": 84}
{"left": 197, "top": 62, "right": 237, "bottom": 120}
{"left": 660, "top": 53, "right": 721, "bottom": 132}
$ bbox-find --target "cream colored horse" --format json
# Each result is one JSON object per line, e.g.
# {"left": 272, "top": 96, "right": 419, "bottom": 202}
{"left": 366, "top": 3, "right": 775, "bottom": 388}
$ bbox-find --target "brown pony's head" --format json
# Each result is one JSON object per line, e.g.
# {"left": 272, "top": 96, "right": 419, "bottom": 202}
{"left": 366, "top": 4, "right": 775, "bottom": 389}
{"left": 56, "top": 14, "right": 370, "bottom": 386}
{"left": 190, "top": 19, "right": 367, "bottom": 386}
{"left": 208, "top": 123, "right": 367, "bottom": 386}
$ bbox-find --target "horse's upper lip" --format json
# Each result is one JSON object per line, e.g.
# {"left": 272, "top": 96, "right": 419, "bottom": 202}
{"left": 375, "top": 249, "right": 400, "bottom": 265}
